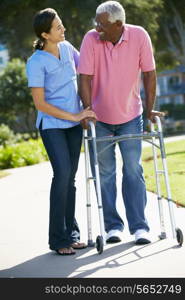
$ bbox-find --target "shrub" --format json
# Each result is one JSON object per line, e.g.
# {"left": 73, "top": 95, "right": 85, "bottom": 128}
{"left": 0, "top": 123, "right": 35, "bottom": 147}
{"left": 0, "top": 138, "right": 48, "bottom": 169}
{"left": 0, "top": 58, "right": 36, "bottom": 135}
{"left": 0, "top": 123, "right": 16, "bottom": 147}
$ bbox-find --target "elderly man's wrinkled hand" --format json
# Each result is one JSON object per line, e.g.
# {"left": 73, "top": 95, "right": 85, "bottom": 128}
{"left": 80, "top": 118, "right": 97, "bottom": 129}
{"left": 147, "top": 110, "right": 165, "bottom": 123}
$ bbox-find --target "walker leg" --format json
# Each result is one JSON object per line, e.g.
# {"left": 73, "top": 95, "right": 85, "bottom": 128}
{"left": 89, "top": 121, "right": 106, "bottom": 253}
{"left": 155, "top": 117, "right": 176, "bottom": 239}
{"left": 151, "top": 121, "right": 166, "bottom": 239}
{"left": 84, "top": 129, "right": 95, "bottom": 247}
{"left": 154, "top": 117, "right": 183, "bottom": 245}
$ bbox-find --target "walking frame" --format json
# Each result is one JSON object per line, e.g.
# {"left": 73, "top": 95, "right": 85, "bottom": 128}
{"left": 83, "top": 116, "right": 183, "bottom": 254}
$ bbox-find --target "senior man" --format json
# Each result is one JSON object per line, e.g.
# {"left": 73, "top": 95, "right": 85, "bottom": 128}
{"left": 78, "top": 1, "right": 164, "bottom": 244}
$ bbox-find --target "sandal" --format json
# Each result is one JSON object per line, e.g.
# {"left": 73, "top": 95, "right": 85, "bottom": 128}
{"left": 56, "top": 247, "right": 76, "bottom": 255}
{"left": 71, "top": 242, "right": 87, "bottom": 249}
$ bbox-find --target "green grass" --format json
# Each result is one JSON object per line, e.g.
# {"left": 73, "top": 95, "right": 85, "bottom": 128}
{"left": 142, "top": 139, "right": 185, "bottom": 207}
{"left": 0, "top": 170, "right": 9, "bottom": 179}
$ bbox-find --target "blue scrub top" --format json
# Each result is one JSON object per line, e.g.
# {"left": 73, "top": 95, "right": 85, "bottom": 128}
{"left": 26, "top": 41, "right": 82, "bottom": 129}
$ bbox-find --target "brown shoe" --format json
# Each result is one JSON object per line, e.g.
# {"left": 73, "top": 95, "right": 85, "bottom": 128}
{"left": 71, "top": 242, "right": 87, "bottom": 249}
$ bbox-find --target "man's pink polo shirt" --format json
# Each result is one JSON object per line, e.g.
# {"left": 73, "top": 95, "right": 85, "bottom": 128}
{"left": 77, "top": 24, "right": 156, "bottom": 124}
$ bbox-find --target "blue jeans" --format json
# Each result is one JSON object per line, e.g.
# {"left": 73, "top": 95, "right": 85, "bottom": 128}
{"left": 40, "top": 125, "right": 82, "bottom": 250}
{"left": 89, "top": 115, "right": 149, "bottom": 234}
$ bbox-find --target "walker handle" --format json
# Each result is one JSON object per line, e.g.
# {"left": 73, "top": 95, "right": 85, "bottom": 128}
{"left": 151, "top": 116, "right": 162, "bottom": 133}
{"left": 88, "top": 121, "right": 96, "bottom": 138}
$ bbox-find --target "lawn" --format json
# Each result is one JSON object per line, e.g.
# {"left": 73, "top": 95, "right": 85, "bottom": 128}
{"left": 0, "top": 170, "right": 9, "bottom": 179}
{"left": 142, "top": 139, "right": 185, "bottom": 207}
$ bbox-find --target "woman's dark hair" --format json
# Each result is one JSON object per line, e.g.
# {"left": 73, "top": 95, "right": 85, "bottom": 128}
{"left": 33, "top": 8, "right": 58, "bottom": 51}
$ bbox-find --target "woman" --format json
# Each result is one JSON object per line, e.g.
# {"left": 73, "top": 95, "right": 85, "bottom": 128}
{"left": 26, "top": 8, "right": 96, "bottom": 255}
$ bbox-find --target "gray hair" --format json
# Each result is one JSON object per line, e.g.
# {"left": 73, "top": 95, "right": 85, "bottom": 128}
{"left": 96, "top": 1, "right": 125, "bottom": 25}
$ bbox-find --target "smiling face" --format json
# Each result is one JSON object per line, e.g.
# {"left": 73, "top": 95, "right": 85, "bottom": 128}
{"left": 95, "top": 12, "right": 123, "bottom": 43}
{"left": 42, "top": 15, "right": 66, "bottom": 44}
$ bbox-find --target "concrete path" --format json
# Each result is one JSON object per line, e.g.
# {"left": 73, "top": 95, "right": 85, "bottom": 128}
{"left": 0, "top": 137, "right": 185, "bottom": 278}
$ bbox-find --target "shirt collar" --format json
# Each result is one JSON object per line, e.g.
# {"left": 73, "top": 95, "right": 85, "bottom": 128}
{"left": 120, "top": 25, "right": 129, "bottom": 42}
{"left": 118, "top": 31, "right": 124, "bottom": 44}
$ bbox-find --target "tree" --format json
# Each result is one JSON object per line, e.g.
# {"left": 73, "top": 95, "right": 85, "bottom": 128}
{"left": 119, "top": 0, "right": 163, "bottom": 45}
{"left": 0, "top": 58, "right": 37, "bottom": 136}
{"left": 156, "top": 0, "right": 185, "bottom": 70}
{"left": 0, "top": 0, "right": 163, "bottom": 61}
{"left": 0, "top": 0, "right": 100, "bottom": 60}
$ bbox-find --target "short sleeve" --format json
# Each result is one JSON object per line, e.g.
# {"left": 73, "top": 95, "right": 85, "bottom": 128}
{"left": 26, "top": 57, "right": 45, "bottom": 87}
{"left": 72, "top": 46, "right": 79, "bottom": 69}
{"left": 77, "top": 32, "right": 95, "bottom": 75}
{"left": 139, "top": 29, "right": 155, "bottom": 72}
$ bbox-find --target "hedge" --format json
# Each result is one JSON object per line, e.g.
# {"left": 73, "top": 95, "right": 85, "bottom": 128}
{"left": 0, "top": 139, "right": 48, "bottom": 169}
